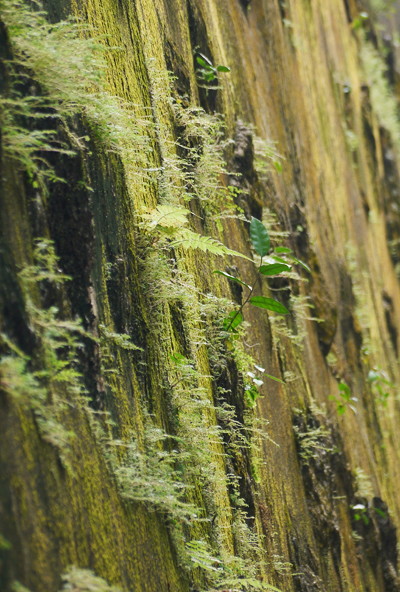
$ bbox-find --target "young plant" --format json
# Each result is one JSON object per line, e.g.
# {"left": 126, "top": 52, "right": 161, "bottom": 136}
{"left": 352, "top": 503, "right": 369, "bottom": 525}
{"left": 368, "top": 367, "right": 393, "bottom": 407}
{"left": 213, "top": 217, "right": 311, "bottom": 390}
{"left": 214, "top": 217, "right": 309, "bottom": 334}
{"left": 352, "top": 503, "right": 386, "bottom": 525}
{"left": 243, "top": 363, "right": 287, "bottom": 407}
{"left": 195, "top": 52, "right": 231, "bottom": 85}
{"left": 329, "top": 382, "right": 358, "bottom": 415}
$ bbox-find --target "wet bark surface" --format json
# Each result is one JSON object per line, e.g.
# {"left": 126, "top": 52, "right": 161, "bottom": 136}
{"left": 2, "top": 1, "right": 400, "bottom": 592}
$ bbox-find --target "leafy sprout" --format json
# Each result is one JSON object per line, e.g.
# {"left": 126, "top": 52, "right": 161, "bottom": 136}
{"left": 352, "top": 504, "right": 369, "bottom": 525}
{"left": 212, "top": 216, "right": 311, "bottom": 390}
{"left": 368, "top": 367, "right": 394, "bottom": 407}
{"left": 329, "top": 382, "right": 358, "bottom": 415}
{"left": 195, "top": 53, "right": 231, "bottom": 85}
{"left": 351, "top": 503, "right": 386, "bottom": 526}
{"left": 214, "top": 216, "right": 311, "bottom": 334}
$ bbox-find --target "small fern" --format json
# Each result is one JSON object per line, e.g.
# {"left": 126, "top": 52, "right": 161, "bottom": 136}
{"left": 141, "top": 205, "right": 250, "bottom": 260}
{"left": 60, "top": 566, "right": 122, "bottom": 592}
{"left": 141, "top": 204, "right": 190, "bottom": 229}
{"left": 220, "top": 578, "right": 281, "bottom": 592}
{"left": 185, "top": 540, "right": 222, "bottom": 572}
{"left": 172, "top": 229, "right": 252, "bottom": 260}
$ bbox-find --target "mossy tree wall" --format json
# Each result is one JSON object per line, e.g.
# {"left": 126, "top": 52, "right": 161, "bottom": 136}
{"left": 2, "top": 1, "right": 400, "bottom": 592}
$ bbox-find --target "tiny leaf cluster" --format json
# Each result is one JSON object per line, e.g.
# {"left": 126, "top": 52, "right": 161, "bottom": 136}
{"left": 195, "top": 53, "right": 231, "bottom": 84}
{"left": 215, "top": 217, "right": 310, "bottom": 334}
{"left": 329, "top": 382, "right": 358, "bottom": 415}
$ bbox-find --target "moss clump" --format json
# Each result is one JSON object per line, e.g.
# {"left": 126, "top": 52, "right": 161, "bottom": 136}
{"left": 360, "top": 38, "right": 400, "bottom": 153}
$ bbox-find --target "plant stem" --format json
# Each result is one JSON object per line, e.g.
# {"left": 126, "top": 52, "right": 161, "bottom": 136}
{"left": 226, "top": 258, "right": 262, "bottom": 332}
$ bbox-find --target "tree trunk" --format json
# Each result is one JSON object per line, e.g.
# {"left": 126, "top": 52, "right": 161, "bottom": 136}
{"left": 1, "top": 1, "right": 400, "bottom": 592}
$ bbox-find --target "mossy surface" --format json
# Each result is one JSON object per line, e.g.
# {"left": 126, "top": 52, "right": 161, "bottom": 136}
{"left": 2, "top": 1, "right": 400, "bottom": 592}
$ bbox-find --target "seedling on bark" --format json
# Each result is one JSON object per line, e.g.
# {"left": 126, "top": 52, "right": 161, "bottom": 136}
{"left": 214, "top": 217, "right": 310, "bottom": 334}
{"left": 368, "top": 367, "right": 393, "bottom": 407}
{"left": 352, "top": 503, "right": 386, "bottom": 525}
{"left": 329, "top": 382, "right": 358, "bottom": 415}
{"left": 214, "top": 216, "right": 311, "bottom": 390}
{"left": 195, "top": 53, "right": 230, "bottom": 84}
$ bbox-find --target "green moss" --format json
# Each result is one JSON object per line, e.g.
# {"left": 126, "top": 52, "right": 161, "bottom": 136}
{"left": 0, "top": 4, "right": 283, "bottom": 589}
{"left": 4, "top": 1, "right": 400, "bottom": 592}
{"left": 360, "top": 38, "right": 400, "bottom": 153}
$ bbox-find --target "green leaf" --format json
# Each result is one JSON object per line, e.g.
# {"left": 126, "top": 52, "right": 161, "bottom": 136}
{"left": 275, "top": 247, "right": 292, "bottom": 254}
{"left": 0, "top": 534, "right": 11, "bottom": 551}
{"left": 265, "top": 373, "right": 286, "bottom": 384}
{"left": 337, "top": 405, "right": 346, "bottom": 415}
{"left": 339, "top": 382, "right": 351, "bottom": 400}
{"left": 216, "top": 65, "right": 230, "bottom": 72}
{"left": 250, "top": 217, "right": 270, "bottom": 257}
{"left": 223, "top": 311, "right": 243, "bottom": 331}
{"left": 374, "top": 507, "right": 386, "bottom": 519}
{"left": 271, "top": 255, "right": 287, "bottom": 264}
{"left": 290, "top": 256, "right": 311, "bottom": 273}
{"left": 245, "top": 384, "right": 259, "bottom": 407}
{"left": 213, "top": 270, "right": 251, "bottom": 289}
{"left": 274, "top": 161, "right": 282, "bottom": 173}
{"left": 196, "top": 56, "right": 213, "bottom": 69}
{"left": 204, "top": 71, "right": 215, "bottom": 82}
{"left": 250, "top": 296, "right": 289, "bottom": 314}
{"left": 260, "top": 263, "right": 291, "bottom": 276}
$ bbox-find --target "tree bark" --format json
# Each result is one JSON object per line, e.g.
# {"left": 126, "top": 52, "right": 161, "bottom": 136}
{"left": 1, "top": 1, "right": 400, "bottom": 592}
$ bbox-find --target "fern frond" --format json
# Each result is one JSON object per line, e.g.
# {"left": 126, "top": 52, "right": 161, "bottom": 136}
{"left": 171, "top": 229, "right": 252, "bottom": 261}
{"left": 221, "top": 579, "right": 281, "bottom": 592}
{"left": 141, "top": 205, "right": 189, "bottom": 229}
